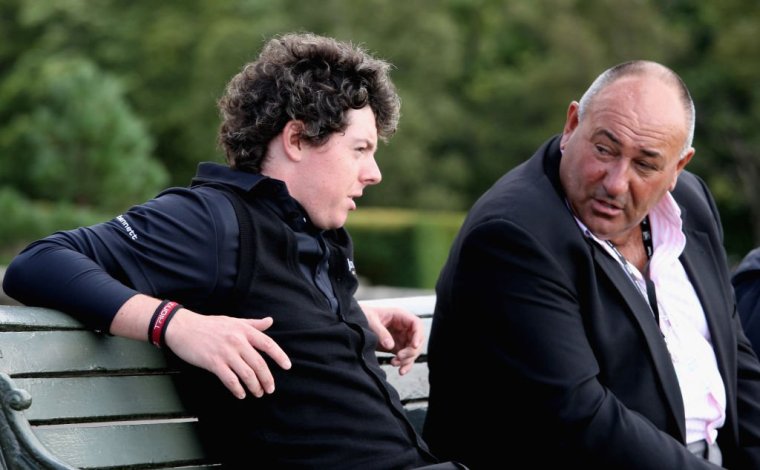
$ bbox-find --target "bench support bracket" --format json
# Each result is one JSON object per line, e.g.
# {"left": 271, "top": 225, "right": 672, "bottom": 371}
{"left": 0, "top": 373, "right": 76, "bottom": 470}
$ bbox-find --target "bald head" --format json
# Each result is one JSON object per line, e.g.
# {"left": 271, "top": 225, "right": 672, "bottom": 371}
{"left": 578, "top": 61, "right": 695, "bottom": 157}
{"left": 558, "top": 59, "right": 696, "bottom": 246}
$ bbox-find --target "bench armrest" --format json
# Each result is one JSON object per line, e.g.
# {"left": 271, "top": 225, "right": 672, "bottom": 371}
{"left": 0, "top": 373, "right": 76, "bottom": 470}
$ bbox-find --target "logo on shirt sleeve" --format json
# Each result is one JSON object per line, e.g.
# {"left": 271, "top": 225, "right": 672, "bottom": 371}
{"left": 347, "top": 258, "right": 357, "bottom": 276}
{"left": 116, "top": 215, "right": 139, "bottom": 241}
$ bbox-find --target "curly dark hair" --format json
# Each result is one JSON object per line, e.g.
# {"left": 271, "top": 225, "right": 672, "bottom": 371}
{"left": 217, "top": 32, "right": 401, "bottom": 173}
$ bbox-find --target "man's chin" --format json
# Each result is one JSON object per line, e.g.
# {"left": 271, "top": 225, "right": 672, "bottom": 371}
{"left": 320, "top": 214, "right": 349, "bottom": 231}
{"left": 585, "top": 220, "right": 621, "bottom": 241}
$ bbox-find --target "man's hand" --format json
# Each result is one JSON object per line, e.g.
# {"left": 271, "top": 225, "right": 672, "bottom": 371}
{"left": 165, "top": 310, "right": 292, "bottom": 399}
{"left": 110, "top": 294, "right": 291, "bottom": 400}
{"left": 361, "top": 303, "right": 423, "bottom": 375}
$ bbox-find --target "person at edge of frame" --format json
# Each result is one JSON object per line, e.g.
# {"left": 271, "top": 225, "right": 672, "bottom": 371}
{"left": 732, "top": 247, "right": 760, "bottom": 359}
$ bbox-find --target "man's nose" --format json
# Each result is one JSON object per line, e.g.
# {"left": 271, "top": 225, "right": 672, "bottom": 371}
{"left": 362, "top": 156, "right": 382, "bottom": 186}
{"left": 602, "top": 161, "right": 629, "bottom": 197}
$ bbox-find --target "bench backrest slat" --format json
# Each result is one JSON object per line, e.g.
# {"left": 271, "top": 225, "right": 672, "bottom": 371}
{"left": 33, "top": 422, "right": 208, "bottom": 468}
{"left": 382, "top": 363, "right": 430, "bottom": 403}
{"left": 0, "top": 306, "right": 85, "bottom": 329}
{"left": 13, "top": 376, "right": 187, "bottom": 424}
{"left": 0, "top": 331, "right": 168, "bottom": 376}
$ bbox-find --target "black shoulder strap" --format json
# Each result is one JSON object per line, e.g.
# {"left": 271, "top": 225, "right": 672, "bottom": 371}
{"left": 219, "top": 189, "right": 255, "bottom": 305}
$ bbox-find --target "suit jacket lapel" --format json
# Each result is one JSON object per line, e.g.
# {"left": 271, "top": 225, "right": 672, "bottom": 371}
{"left": 590, "top": 240, "right": 687, "bottom": 440}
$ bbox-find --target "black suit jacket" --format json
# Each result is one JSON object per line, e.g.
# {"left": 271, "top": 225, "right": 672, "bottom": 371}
{"left": 424, "top": 136, "right": 760, "bottom": 469}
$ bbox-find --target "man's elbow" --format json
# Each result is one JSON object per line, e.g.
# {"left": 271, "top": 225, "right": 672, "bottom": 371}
{"left": 2, "top": 246, "right": 43, "bottom": 304}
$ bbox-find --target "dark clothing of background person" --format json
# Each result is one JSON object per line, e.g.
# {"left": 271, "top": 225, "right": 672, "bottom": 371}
{"left": 4, "top": 163, "right": 437, "bottom": 469}
{"left": 423, "top": 135, "right": 760, "bottom": 469}
{"left": 733, "top": 247, "right": 760, "bottom": 359}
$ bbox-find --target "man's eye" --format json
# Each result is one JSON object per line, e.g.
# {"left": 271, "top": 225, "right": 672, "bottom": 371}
{"left": 636, "top": 161, "right": 657, "bottom": 171}
{"left": 595, "top": 145, "right": 610, "bottom": 155}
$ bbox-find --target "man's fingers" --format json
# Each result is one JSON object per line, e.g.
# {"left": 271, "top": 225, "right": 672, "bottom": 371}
{"left": 411, "top": 324, "right": 424, "bottom": 349}
{"left": 230, "top": 353, "right": 268, "bottom": 398}
{"left": 391, "top": 354, "right": 415, "bottom": 375}
{"left": 248, "top": 316, "right": 274, "bottom": 331}
{"left": 166, "top": 313, "right": 293, "bottom": 400}
{"left": 390, "top": 344, "right": 422, "bottom": 375}
{"left": 380, "top": 333, "right": 394, "bottom": 350}
{"left": 215, "top": 365, "right": 254, "bottom": 400}
{"left": 365, "top": 308, "right": 395, "bottom": 350}
{"left": 231, "top": 321, "right": 292, "bottom": 398}
{"left": 215, "top": 328, "right": 284, "bottom": 399}
{"left": 248, "top": 327, "right": 292, "bottom": 370}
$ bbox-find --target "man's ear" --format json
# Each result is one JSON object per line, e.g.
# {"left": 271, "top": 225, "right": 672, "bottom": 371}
{"left": 670, "top": 147, "right": 695, "bottom": 191}
{"left": 282, "top": 120, "right": 305, "bottom": 162}
{"left": 559, "top": 101, "right": 580, "bottom": 152}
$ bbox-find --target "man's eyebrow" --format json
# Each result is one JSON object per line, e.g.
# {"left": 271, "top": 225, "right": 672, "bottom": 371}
{"left": 640, "top": 148, "right": 661, "bottom": 158}
{"left": 593, "top": 129, "right": 661, "bottom": 158}
{"left": 354, "top": 137, "right": 376, "bottom": 149}
{"left": 593, "top": 129, "right": 621, "bottom": 146}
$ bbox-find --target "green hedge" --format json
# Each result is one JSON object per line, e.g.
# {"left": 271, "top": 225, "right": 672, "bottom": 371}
{"left": 346, "top": 208, "right": 465, "bottom": 289}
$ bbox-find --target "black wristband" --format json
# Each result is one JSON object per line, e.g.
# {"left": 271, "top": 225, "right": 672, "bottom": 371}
{"left": 148, "top": 300, "right": 183, "bottom": 348}
{"left": 147, "top": 300, "right": 170, "bottom": 343}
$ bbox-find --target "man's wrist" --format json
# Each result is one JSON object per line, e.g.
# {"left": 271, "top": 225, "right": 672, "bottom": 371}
{"left": 148, "top": 300, "right": 183, "bottom": 348}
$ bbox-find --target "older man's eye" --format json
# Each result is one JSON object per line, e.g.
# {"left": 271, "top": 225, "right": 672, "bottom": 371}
{"left": 595, "top": 145, "right": 611, "bottom": 155}
{"left": 635, "top": 160, "right": 657, "bottom": 172}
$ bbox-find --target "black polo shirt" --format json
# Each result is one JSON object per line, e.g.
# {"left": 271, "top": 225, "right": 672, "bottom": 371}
{"left": 4, "top": 162, "right": 436, "bottom": 468}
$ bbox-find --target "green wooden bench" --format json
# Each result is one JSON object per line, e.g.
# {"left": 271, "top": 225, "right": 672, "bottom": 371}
{"left": 0, "top": 295, "right": 435, "bottom": 469}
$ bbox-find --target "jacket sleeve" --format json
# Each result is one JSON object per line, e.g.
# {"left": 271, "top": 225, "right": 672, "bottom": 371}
{"left": 2, "top": 188, "right": 236, "bottom": 331}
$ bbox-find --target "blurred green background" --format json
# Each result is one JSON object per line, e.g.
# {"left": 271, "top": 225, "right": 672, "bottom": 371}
{"left": 1, "top": 0, "right": 759, "bottom": 289}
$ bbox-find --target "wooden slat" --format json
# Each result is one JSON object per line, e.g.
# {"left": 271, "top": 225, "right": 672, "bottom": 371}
{"left": 382, "top": 363, "right": 429, "bottom": 402}
{"left": 17, "top": 370, "right": 428, "bottom": 424}
{"left": 16, "top": 371, "right": 428, "bottom": 421}
{"left": 360, "top": 295, "right": 436, "bottom": 317}
{"left": 33, "top": 422, "right": 210, "bottom": 469}
{"left": 0, "top": 330, "right": 168, "bottom": 376}
{"left": 0, "top": 305, "right": 85, "bottom": 330}
{"left": 15, "top": 376, "right": 188, "bottom": 424}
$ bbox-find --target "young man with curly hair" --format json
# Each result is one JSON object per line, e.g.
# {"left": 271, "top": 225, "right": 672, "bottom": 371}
{"left": 4, "top": 32, "right": 460, "bottom": 469}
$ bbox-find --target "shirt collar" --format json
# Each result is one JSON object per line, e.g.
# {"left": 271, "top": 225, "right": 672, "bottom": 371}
{"left": 192, "top": 162, "right": 268, "bottom": 191}
{"left": 191, "top": 162, "right": 318, "bottom": 233}
{"left": 571, "top": 192, "right": 685, "bottom": 266}
{"left": 648, "top": 192, "right": 686, "bottom": 271}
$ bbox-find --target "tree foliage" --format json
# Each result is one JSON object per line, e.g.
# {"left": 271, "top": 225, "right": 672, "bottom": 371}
{"left": 0, "top": 54, "right": 166, "bottom": 209}
{"left": 0, "top": 0, "right": 759, "bottom": 259}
